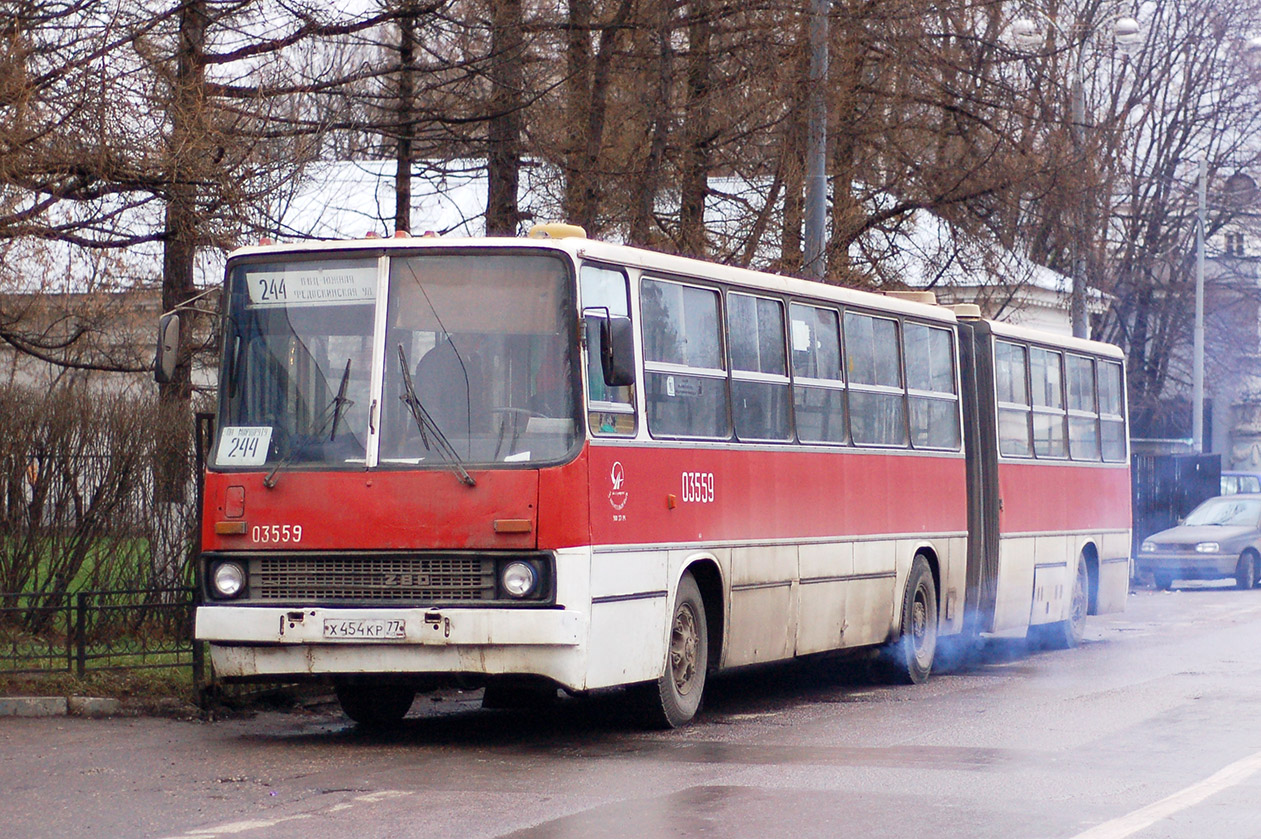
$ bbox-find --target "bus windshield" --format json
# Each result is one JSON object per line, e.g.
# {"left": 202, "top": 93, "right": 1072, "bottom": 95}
{"left": 214, "top": 251, "right": 578, "bottom": 471}
{"left": 217, "top": 257, "right": 378, "bottom": 470}
{"left": 380, "top": 253, "right": 577, "bottom": 466}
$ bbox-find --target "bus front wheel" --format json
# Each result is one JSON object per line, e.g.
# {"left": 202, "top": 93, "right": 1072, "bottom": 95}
{"left": 635, "top": 572, "right": 708, "bottom": 729}
{"left": 334, "top": 682, "right": 416, "bottom": 728}
{"left": 880, "top": 556, "right": 937, "bottom": 684}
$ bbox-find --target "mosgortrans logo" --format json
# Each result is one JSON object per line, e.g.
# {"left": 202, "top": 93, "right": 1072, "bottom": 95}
{"left": 608, "top": 461, "right": 628, "bottom": 511}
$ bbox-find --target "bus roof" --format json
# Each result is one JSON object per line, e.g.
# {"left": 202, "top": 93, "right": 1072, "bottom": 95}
{"left": 984, "top": 317, "right": 1125, "bottom": 360}
{"left": 227, "top": 233, "right": 958, "bottom": 324}
{"left": 227, "top": 233, "right": 1123, "bottom": 355}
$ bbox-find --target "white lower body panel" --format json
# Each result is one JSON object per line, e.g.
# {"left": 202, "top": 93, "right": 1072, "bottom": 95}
{"left": 201, "top": 533, "right": 971, "bottom": 690}
{"left": 991, "top": 529, "right": 1130, "bottom": 635}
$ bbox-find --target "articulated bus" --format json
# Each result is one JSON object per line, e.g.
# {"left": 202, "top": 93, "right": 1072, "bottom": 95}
{"left": 180, "top": 225, "right": 1131, "bottom": 728}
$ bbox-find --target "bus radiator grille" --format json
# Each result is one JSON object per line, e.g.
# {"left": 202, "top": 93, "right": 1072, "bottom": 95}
{"left": 253, "top": 555, "right": 497, "bottom": 602}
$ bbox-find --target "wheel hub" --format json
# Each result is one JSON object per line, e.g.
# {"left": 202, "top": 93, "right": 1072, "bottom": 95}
{"left": 671, "top": 605, "right": 699, "bottom": 693}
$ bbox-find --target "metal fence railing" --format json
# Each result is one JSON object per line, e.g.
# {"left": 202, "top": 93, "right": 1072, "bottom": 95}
{"left": 0, "top": 588, "right": 201, "bottom": 681}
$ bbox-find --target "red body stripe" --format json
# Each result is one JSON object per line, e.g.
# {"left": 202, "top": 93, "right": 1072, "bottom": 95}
{"left": 998, "top": 461, "right": 1132, "bottom": 534}
{"left": 202, "top": 447, "right": 1129, "bottom": 553}
{"left": 584, "top": 445, "right": 968, "bottom": 546}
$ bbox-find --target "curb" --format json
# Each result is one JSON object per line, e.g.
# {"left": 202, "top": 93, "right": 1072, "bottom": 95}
{"left": 0, "top": 696, "right": 122, "bottom": 718}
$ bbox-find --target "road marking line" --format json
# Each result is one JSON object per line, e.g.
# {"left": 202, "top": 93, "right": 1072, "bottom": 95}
{"left": 183, "top": 814, "right": 312, "bottom": 836}
{"left": 166, "top": 790, "right": 412, "bottom": 838}
{"left": 1070, "top": 750, "right": 1261, "bottom": 839}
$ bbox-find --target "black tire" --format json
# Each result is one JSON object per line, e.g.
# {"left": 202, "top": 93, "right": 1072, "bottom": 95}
{"left": 1039, "top": 557, "right": 1089, "bottom": 650}
{"left": 880, "top": 556, "right": 938, "bottom": 684}
{"left": 635, "top": 572, "right": 708, "bottom": 729}
{"left": 334, "top": 682, "right": 415, "bottom": 728}
{"left": 1153, "top": 571, "right": 1174, "bottom": 591}
{"left": 1236, "top": 552, "right": 1258, "bottom": 591}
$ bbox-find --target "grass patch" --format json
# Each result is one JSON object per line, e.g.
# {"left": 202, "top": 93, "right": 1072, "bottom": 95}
{"left": 0, "top": 668, "right": 203, "bottom": 714}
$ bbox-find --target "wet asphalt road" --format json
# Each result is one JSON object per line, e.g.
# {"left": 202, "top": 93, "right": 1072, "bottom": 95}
{"left": 4, "top": 584, "right": 1261, "bottom": 839}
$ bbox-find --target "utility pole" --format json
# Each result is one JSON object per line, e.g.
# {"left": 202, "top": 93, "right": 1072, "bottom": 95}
{"left": 1193, "top": 156, "right": 1207, "bottom": 453}
{"left": 1069, "top": 73, "right": 1088, "bottom": 339}
{"left": 803, "top": 0, "right": 828, "bottom": 280}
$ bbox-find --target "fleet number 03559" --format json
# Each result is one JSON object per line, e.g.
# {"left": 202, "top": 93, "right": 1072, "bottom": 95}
{"left": 251, "top": 524, "right": 302, "bottom": 543}
{"left": 681, "top": 471, "right": 715, "bottom": 504}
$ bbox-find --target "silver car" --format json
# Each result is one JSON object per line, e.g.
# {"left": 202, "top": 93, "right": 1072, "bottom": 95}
{"left": 1138, "top": 494, "right": 1261, "bottom": 590}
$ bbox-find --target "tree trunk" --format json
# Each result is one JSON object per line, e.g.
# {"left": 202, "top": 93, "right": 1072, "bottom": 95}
{"left": 678, "top": 0, "right": 711, "bottom": 258}
{"left": 629, "top": 3, "right": 674, "bottom": 246}
{"left": 781, "top": 98, "right": 805, "bottom": 274}
{"left": 160, "top": 0, "right": 207, "bottom": 409}
{"left": 394, "top": 4, "right": 418, "bottom": 235}
{"left": 486, "top": 0, "right": 524, "bottom": 236}
{"left": 563, "top": 0, "right": 593, "bottom": 226}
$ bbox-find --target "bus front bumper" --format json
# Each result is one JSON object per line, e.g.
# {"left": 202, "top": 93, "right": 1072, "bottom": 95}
{"left": 196, "top": 605, "right": 588, "bottom": 688}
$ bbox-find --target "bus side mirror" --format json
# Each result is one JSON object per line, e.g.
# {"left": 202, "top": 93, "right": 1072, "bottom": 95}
{"left": 155, "top": 313, "right": 180, "bottom": 384}
{"left": 600, "top": 316, "right": 636, "bottom": 387}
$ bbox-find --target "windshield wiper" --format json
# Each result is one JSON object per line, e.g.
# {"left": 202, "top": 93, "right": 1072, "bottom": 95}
{"left": 263, "top": 358, "right": 354, "bottom": 489}
{"left": 397, "top": 344, "right": 476, "bottom": 487}
{"left": 328, "top": 358, "right": 353, "bottom": 442}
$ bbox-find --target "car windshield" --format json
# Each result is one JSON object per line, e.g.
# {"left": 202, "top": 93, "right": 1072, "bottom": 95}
{"left": 1184, "top": 497, "right": 1261, "bottom": 527}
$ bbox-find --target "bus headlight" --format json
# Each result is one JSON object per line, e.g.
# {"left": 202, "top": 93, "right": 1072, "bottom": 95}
{"left": 1141, "top": 541, "right": 1156, "bottom": 553}
{"left": 501, "top": 561, "right": 538, "bottom": 598}
{"left": 211, "top": 560, "right": 247, "bottom": 598}
{"left": 1195, "top": 542, "right": 1220, "bottom": 553}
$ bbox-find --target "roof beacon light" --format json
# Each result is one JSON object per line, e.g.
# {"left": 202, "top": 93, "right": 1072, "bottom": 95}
{"left": 394, "top": 230, "right": 411, "bottom": 238}
{"left": 883, "top": 290, "right": 938, "bottom": 306}
{"left": 528, "top": 222, "right": 587, "bottom": 240}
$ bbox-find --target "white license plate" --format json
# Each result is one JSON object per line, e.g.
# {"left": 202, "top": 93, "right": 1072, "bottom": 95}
{"left": 322, "top": 619, "right": 406, "bottom": 640}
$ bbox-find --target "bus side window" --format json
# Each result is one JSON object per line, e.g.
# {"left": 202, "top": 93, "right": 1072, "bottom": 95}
{"left": 729, "top": 293, "right": 790, "bottom": 441}
{"left": 995, "top": 341, "right": 1033, "bottom": 457}
{"left": 580, "top": 265, "right": 637, "bottom": 437}
{"left": 641, "top": 278, "right": 729, "bottom": 439}
{"left": 790, "top": 303, "right": 846, "bottom": 444}
{"left": 1098, "top": 359, "right": 1127, "bottom": 462}
{"left": 904, "top": 322, "right": 961, "bottom": 450}
{"left": 1030, "top": 347, "right": 1066, "bottom": 458}
{"left": 845, "top": 312, "right": 907, "bottom": 447}
{"left": 1067, "top": 355, "right": 1100, "bottom": 460}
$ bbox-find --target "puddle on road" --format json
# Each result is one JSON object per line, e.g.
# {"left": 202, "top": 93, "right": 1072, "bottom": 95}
{"left": 500, "top": 786, "right": 749, "bottom": 839}
{"left": 560, "top": 739, "right": 1013, "bottom": 771}
{"left": 495, "top": 782, "right": 1026, "bottom": 839}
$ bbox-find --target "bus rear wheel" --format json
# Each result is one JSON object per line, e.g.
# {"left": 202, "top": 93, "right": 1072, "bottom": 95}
{"left": 334, "top": 682, "right": 416, "bottom": 728}
{"left": 635, "top": 572, "right": 708, "bottom": 729}
{"left": 1038, "top": 556, "right": 1089, "bottom": 650}
{"left": 880, "top": 556, "right": 937, "bottom": 684}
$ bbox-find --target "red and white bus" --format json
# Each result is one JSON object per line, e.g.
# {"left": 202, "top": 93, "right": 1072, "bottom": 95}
{"left": 183, "top": 225, "right": 1131, "bottom": 727}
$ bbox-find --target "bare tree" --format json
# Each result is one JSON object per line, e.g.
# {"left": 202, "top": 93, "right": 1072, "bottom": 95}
{"left": 1086, "top": 0, "right": 1261, "bottom": 438}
